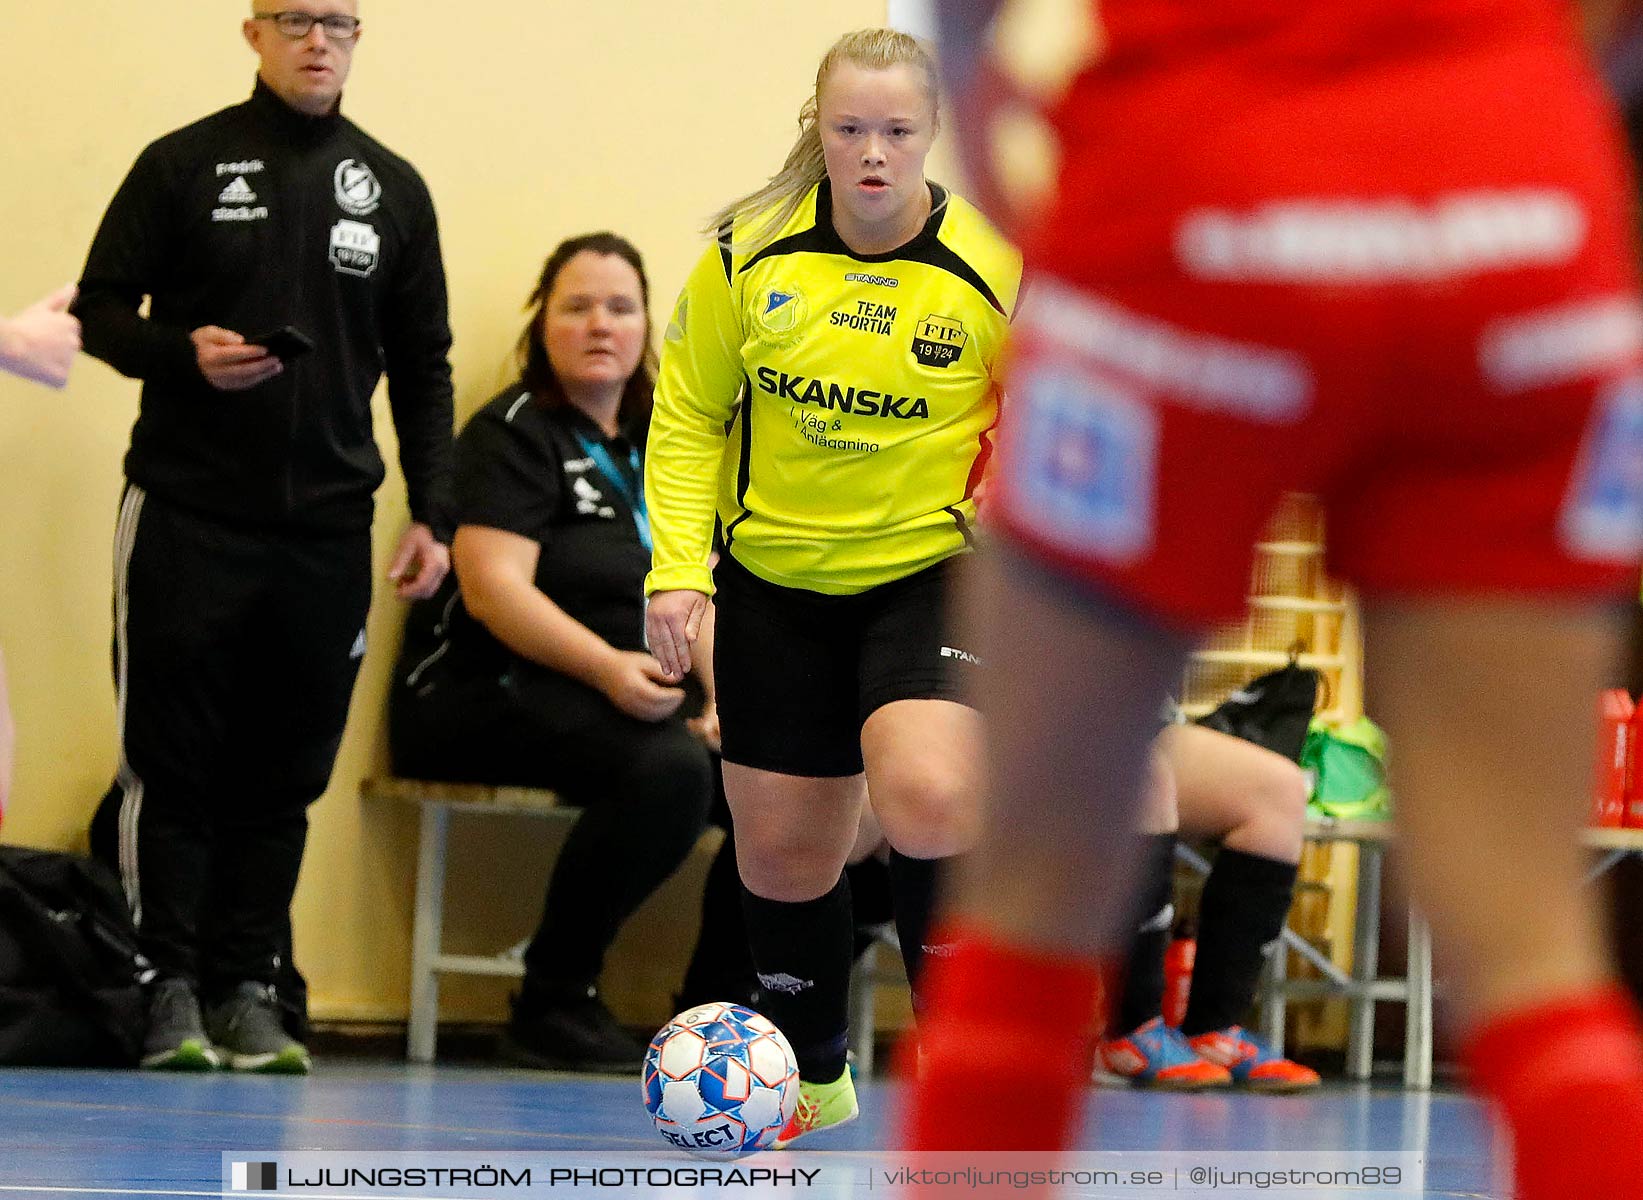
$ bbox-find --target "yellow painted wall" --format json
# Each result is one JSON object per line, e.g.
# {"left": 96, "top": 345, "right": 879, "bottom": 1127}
{"left": 0, "top": 0, "right": 886, "bottom": 1027}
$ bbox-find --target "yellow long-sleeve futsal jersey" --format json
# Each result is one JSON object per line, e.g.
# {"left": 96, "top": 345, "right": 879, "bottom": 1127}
{"left": 644, "top": 181, "right": 1022, "bottom": 597}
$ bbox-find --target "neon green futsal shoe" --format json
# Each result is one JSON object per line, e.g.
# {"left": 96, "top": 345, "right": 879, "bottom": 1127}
{"left": 772, "top": 1068, "right": 859, "bottom": 1148}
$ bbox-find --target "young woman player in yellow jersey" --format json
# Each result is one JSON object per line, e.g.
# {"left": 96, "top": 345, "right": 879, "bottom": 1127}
{"left": 643, "top": 27, "right": 1021, "bottom": 1146}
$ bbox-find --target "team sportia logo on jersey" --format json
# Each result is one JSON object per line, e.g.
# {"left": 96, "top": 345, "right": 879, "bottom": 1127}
{"left": 754, "top": 367, "right": 929, "bottom": 419}
{"left": 830, "top": 299, "right": 896, "bottom": 336}
{"left": 912, "top": 314, "right": 967, "bottom": 367}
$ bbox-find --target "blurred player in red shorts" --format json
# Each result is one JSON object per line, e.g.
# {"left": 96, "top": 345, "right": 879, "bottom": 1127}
{"left": 911, "top": 3, "right": 1643, "bottom": 1196}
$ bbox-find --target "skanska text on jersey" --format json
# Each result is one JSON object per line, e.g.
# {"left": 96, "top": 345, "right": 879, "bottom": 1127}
{"left": 755, "top": 367, "right": 931, "bottom": 420}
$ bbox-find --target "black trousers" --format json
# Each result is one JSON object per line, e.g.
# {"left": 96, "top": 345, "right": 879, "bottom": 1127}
{"left": 390, "top": 662, "right": 714, "bottom": 992}
{"left": 100, "top": 485, "right": 371, "bottom": 995}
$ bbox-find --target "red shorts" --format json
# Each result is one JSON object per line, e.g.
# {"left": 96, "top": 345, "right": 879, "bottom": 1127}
{"left": 996, "top": 2, "right": 1643, "bottom": 629}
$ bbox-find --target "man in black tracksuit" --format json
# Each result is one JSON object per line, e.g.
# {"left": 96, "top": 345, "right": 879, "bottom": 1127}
{"left": 73, "top": 2, "right": 453, "bottom": 1073}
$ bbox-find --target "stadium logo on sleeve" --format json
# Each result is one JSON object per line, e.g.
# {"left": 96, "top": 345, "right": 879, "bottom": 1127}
{"left": 752, "top": 286, "right": 808, "bottom": 345}
{"left": 912, "top": 314, "right": 967, "bottom": 368}
{"left": 333, "top": 159, "right": 381, "bottom": 217}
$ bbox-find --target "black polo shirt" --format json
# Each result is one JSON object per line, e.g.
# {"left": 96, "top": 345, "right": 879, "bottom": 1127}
{"left": 445, "top": 383, "right": 650, "bottom": 678}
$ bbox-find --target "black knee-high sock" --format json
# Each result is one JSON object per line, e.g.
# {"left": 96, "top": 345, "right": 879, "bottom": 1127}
{"left": 677, "top": 828, "right": 758, "bottom": 1010}
{"left": 741, "top": 875, "right": 854, "bottom": 1082}
{"left": 1116, "top": 833, "right": 1178, "bottom": 1035}
{"left": 888, "top": 850, "right": 956, "bottom": 1016}
{"left": 1180, "top": 847, "right": 1299, "bottom": 1037}
{"left": 847, "top": 855, "right": 895, "bottom": 929}
{"left": 846, "top": 854, "right": 894, "bottom": 961}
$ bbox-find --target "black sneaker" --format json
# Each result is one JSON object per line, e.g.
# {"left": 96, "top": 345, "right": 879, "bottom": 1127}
{"left": 141, "top": 977, "right": 220, "bottom": 1071}
{"left": 206, "top": 982, "right": 312, "bottom": 1074}
{"left": 503, "top": 986, "right": 646, "bottom": 1074}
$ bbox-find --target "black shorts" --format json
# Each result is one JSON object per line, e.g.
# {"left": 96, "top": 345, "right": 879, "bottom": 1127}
{"left": 712, "top": 551, "right": 979, "bottom": 777}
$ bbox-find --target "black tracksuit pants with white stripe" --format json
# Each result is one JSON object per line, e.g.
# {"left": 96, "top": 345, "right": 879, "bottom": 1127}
{"left": 103, "top": 484, "right": 371, "bottom": 995}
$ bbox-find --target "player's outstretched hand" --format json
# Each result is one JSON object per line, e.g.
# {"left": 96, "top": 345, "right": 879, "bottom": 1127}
{"left": 0, "top": 284, "right": 81, "bottom": 388}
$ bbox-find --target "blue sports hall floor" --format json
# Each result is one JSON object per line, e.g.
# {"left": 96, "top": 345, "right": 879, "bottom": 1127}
{"left": 0, "top": 1063, "right": 1500, "bottom": 1198}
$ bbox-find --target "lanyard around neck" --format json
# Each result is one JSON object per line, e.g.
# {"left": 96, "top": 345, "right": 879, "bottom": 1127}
{"left": 573, "top": 428, "right": 652, "bottom": 552}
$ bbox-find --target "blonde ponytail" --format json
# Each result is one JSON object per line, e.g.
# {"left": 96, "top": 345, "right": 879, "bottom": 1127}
{"left": 705, "top": 28, "right": 940, "bottom": 255}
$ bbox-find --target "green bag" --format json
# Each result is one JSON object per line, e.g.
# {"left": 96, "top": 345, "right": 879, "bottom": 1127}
{"left": 1301, "top": 716, "right": 1391, "bottom": 821}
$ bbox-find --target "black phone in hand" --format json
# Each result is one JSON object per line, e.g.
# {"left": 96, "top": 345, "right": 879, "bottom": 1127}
{"left": 247, "top": 325, "right": 316, "bottom": 362}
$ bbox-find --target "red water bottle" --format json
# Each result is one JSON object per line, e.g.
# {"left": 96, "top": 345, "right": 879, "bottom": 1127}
{"left": 1626, "top": 699, "right": 1643, "bottom": 829}
{"left": 1163, "top": 931, "right": 1195, "bottom": 1028}
{"left": 1593, "top": 689, "right": 1633, "bottom": 828}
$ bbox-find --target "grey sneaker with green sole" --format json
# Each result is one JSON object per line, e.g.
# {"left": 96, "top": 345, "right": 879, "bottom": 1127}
{"left": 141, "top": 977, "right": 221, "bottom": 1071}
{"left": 207, "top": 982, "right": 311, "bottom": 1074}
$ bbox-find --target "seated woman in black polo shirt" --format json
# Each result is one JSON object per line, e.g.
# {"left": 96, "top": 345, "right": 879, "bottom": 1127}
{"left": 389, "top": 233, "right": 717, "bottom": 1073}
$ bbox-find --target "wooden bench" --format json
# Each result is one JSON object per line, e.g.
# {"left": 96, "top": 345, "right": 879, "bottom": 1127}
{"left": 366, "top": 775, "right": 884, "bottom": 1068}
{"left": 1177, "top": 819, "right": 1643, "bottom": 1090}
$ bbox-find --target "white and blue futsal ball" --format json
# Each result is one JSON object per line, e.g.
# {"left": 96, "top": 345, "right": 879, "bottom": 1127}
{"left": 642, "top": 1002, "right": 800, "bottom": 1158}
